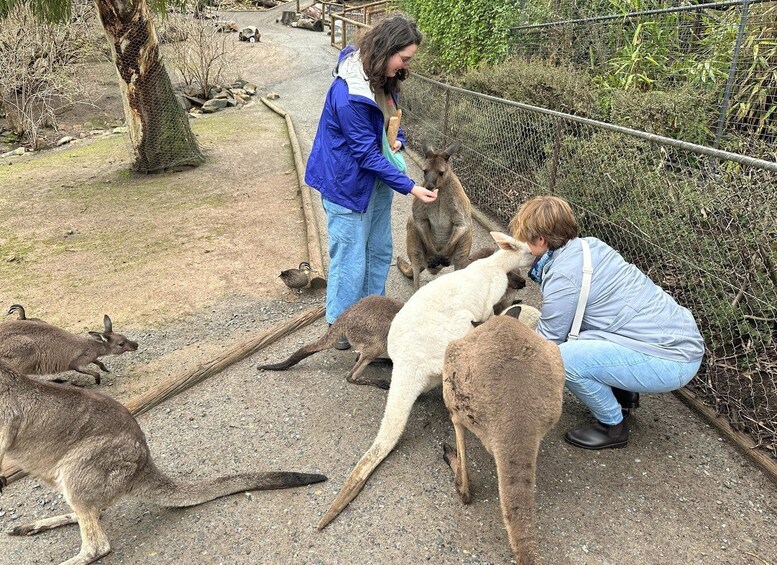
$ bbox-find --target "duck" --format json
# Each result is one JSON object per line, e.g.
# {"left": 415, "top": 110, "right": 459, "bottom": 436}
{"left": 6, "top": 304, "right": 45, "bottom": 322}
{"left": 280, "top": 261, "right": 315, "bottom": 291}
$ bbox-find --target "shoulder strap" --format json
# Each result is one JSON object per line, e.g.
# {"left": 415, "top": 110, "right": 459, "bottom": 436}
{"left": 568, "top": 238, "right": 592, "bottom": 341}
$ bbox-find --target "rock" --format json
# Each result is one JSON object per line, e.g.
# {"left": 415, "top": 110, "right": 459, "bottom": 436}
{"left": 1, "top": 147, "right": 25, "bottom": 157}
{"left": 112, "top": 126, "right": 128, "bottom": 134}
{"left": 202, "top": 98, "right": 229, "bottom": 113}
{"left": 266, "top": 92, "right": 280, "bottom": 100}
{"left": 56, "top": 136, "right": 75, "bottom": 146}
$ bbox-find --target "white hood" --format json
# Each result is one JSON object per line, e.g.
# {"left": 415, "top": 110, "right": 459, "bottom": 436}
{"left": 336, "top": 51, "right": 375, "bottom": 102}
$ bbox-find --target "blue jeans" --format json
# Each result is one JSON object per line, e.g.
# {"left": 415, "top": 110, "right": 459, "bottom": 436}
{"left": 560, "top": 339, "right": 702, "bottom": 426}
{"left": 322, "top": 182, "right": 394, "bottom": 324}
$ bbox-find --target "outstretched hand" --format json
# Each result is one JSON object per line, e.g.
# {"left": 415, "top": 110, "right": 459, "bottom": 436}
{"left": 411, "top": 185, "right": 438, "bottom": 203}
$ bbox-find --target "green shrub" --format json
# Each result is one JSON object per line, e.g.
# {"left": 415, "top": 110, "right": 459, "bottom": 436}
{"left": 608, "top": 84, "right": 715, "bottom": 144}
{"left": 458, "top": 57, "right": 606, "bottom": 119}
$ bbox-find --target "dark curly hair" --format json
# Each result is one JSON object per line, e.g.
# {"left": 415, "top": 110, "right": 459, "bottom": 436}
{"left": 358, "top": 14, "right": 422, "bottom": 94}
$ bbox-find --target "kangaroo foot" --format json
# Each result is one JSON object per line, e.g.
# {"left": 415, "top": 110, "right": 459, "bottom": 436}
{"left": 442, "top": 442, "right": 458, "bottom": 468}
{"left": 7, "top": 513, "right": 79, "bottom": 536}
{"left": 0, "top": 475, "right": 6, "bottom": 493}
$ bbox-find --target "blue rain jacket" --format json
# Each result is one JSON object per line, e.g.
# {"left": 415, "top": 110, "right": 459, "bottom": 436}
{"left": 305, "top": 47, "right": 414, "bottom": 212}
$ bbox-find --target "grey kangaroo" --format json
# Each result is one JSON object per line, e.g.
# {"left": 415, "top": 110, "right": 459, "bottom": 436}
{"left": 0, "top": 314, "right": 137, "bottom": 385}
{"left": 397, "top": 142, "right": 473, "bottom": 290}
{"left": 0, "top": 362, "right": 326, "bottom": 565}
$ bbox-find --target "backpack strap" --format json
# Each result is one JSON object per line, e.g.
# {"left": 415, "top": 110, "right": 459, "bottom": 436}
{"left": 568, "top": 238, "right": 592, "bottom": 341}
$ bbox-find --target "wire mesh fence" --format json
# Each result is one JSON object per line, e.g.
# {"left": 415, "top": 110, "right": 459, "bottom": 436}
{"left": 509, "top": 0, "right": 777, "bottom": 160}
{"left": 401, "top": 74, "right": 777, "bottom": 459}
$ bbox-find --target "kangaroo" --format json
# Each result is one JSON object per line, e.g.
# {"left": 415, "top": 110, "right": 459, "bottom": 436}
{"left": 442, "top": 315, "right": 564, "bottom": 564}
{"left": 461, "top": 247, "right": 527, "bottom": 314}
{"left": 0, "top": 362, "right": 326, "bottom": 565}
{"left": 317, "top": 232, "right": 535, "bottom": 529}
{"left": 397, "top": 142, "right": 473, "bottom": 290}
{"left": 258, "top": 295, "right": 402, "bottom": 390}
{"left": 0, "top": 314, "right": 137, "bottom": 385}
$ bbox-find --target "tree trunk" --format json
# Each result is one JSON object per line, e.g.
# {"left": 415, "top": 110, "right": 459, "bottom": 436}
{"left": 94, "top": 0, "right": 204, "bottom": 173}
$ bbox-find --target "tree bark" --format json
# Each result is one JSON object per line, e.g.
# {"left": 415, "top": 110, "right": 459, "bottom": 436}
{"left": 94, "top": 0, "right": 204, "bottom": 173}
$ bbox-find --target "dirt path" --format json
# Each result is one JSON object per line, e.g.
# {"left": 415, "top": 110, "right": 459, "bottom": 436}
{"left": 0, "top": 6, "right": 775, "bottom": 565}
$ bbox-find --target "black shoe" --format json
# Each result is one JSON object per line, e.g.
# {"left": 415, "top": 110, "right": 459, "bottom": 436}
{"left": 612, "top": 387, "right": 640, "bottom": 412}
{"left": 564, "top": 419, "right": 629, "bottom": 450}
{"left": 334, "top": 336, "right": 351, "bottom": 350}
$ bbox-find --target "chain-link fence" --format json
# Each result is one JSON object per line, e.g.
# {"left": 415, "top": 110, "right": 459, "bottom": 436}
{"left": 400, "top": 73, "right": 777, "bottom": 459}
{"left": 510, "top": 0, "right": 777, "bottom": 160}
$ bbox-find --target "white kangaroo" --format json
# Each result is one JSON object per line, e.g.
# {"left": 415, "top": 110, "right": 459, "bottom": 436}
{"left": 317, "top": 232, "right": 535, "bottom": 529}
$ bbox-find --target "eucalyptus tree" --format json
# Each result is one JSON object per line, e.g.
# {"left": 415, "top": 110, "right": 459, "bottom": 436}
{"left": 0, "top": 0, "right": 204, "bottom": 172}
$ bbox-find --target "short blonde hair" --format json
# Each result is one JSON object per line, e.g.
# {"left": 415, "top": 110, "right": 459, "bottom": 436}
{"left": 510, "top": 196, "right": 579, "bottom": 250}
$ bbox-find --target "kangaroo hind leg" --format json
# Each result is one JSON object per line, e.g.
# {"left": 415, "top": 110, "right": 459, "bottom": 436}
{"left": 61, "top": 506, "right": 110, "bottom": 565}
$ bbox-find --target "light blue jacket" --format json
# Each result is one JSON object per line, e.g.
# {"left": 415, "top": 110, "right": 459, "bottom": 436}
{"left": 537, "top": 237, "right": 704, "bottom": 362}
{"left": 305, "top": 47, "right": 414, "bottom": 212}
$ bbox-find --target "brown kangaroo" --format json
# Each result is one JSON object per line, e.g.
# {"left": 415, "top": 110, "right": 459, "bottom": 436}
{"left": 0, "top": 314, "right": 137, "bottom": 385}
{"left": 258, "top": 295, "right": 402, "bottom": 389}
{"left": 397, "top": 142, "right": 473, "bottom": 290}
{"left": 0, "top": 362, "right": 326, "bottom": 565}
{"left": 442, "top": 315, "right": 564, "bottom": 564}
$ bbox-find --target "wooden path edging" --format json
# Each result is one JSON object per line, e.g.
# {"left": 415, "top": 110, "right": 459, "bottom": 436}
{"left": 261, "top": 96, "right": 327, "bottom": 281}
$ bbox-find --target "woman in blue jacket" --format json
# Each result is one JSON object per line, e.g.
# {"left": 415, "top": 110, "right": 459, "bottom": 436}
{"left": 305, "top": 15, "right": 437, "bottom": 349}
{"left": 511, "top": 196, "right": 704, "bottom": 449}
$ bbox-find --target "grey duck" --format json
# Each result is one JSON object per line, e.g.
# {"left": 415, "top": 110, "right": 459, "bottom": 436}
{"left": 280, "top": 261, "right": 314, "bottom": 290}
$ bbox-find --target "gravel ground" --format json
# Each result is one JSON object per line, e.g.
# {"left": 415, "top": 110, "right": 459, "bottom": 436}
{"left": 1, "top": 6, "right": 776, "bottom": 565}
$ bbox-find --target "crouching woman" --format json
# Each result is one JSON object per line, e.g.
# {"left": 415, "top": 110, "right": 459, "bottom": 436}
{"left": 510, "top": 196, "right": 704, "bottom": 449}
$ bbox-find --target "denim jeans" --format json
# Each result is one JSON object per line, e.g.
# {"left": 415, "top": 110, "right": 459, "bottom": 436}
{"left": 560, "top": 339, "right": 702, "bottom": 426}
{"left": 322, "top": 182, "right": 394, "bottom": 324}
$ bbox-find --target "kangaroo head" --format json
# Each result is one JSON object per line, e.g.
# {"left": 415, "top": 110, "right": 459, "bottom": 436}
{"left": 87, "top": 315, "right": 139, "bottom": 354}
{"left": 421, "top": 141, "right": 460, "bottom": 190}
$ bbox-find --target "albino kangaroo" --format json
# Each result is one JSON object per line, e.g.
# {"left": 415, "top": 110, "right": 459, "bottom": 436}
{"left": 317, "top": 232, "right": 536, "bottom": 529}
{"left": 397, "top": 142, "right": 473, "bottom": 290}
{"left": 0, "top": 314, "right": 137, "bottom": 385}
{"left": 462, "top": 247, "right": 527, "bottom": 314}
{"left": 258, "top": 295, "right": 403, "bottom": 390}
{"left": 442, "top": 315, "right": 564, "bottom": 564}
{"left": 0, "top": 362, "right": 326, "bottom": 565}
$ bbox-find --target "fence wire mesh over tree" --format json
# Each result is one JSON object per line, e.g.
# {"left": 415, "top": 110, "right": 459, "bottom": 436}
{"left": 401, "top": 74, "right": 777, "bottom": 460}
{"left": 96, "top": 0, "right": 204, "bottom": 173}
{"left": 510, "top": 0, "right": 777, "bottom": 160}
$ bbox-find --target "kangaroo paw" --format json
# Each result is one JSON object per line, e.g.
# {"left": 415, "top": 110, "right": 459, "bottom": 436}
{"left": 442, "top": 443, "right": 458, "bottom": 468}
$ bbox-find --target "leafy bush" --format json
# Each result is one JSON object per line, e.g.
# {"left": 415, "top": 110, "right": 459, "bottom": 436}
{"left": 401, "top": 0, "right": 518, "bottom": 72}
{"left": 459, "top": 57, "right": 606, "bottom": 119}
{"left": 608, "top": 84, "right": 714, "bottom": 144}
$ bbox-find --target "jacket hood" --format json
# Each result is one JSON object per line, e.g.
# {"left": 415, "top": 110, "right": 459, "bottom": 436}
{"left": 336, "top": 49, "right": 375, "bottom": 103}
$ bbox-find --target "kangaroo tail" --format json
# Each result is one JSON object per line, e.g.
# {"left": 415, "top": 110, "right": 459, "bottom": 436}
{"left": 132, "top": 462, "right": 326, "bottom": 508}
{"left": 258, "top": 326, "right": 341, "bottom": 371}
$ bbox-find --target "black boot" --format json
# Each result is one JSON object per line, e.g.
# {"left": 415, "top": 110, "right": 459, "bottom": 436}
{"left": 612, "top": 387, "right": 640, "bottom": 413}
{"left": 564, "top": 418, "right": 629, "bottom": 450}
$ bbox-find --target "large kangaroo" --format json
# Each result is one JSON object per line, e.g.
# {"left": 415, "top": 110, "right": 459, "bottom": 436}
{"left": 0, "top": 363, "right": 326, "bottom": 565}
{"left": 397, "top": 142, "right": 473, "bottom": 290}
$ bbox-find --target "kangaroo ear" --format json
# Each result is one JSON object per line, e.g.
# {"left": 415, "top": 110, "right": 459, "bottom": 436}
{"left": 443, "top": 141, "right": 460, "bottom": 160}
{"left": 422, "top": 141, "right": 435, "bottom": 158}
{"left": 491, "top": 231, "right": 520, "bottom": 251}
{"left": 103, "top": 315, "right": 112, "bottom": 333}
{"left": 88, "top": 331, "right": 107, "bottom": 343}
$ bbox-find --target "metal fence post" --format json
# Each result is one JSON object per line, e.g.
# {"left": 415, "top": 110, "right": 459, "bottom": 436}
{"left": 715, "top": 0, "right": 751, "bottom": 148}
{"left": 442, "top": 89, "right": 451, "bottom": 147}
{"left": 549, "top": 117, "right": 563, "bottom": 194}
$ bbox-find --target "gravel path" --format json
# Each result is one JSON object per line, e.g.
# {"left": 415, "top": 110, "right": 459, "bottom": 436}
{"left": 1, "top": 6, "right": 775, "bottom": 565}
